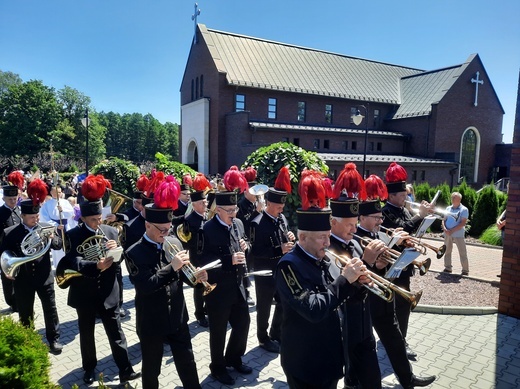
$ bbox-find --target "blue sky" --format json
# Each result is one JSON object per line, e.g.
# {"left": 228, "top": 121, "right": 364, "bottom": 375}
{"left": 1, "top": 1, "right": 519, "bottom": 143}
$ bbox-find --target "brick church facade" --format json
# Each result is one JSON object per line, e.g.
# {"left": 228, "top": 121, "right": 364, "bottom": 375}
{"left": 180, "top": 24, "right": 506, "bottom": 187}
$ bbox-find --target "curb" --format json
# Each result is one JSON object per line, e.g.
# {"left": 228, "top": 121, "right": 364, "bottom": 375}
{"left": 414, "top": 304, "right": 498, "bottom": 315}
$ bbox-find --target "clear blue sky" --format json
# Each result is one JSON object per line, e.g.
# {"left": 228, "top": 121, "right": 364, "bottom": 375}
{"left": 1, "top": 0, "right": 519, "bottom": 142}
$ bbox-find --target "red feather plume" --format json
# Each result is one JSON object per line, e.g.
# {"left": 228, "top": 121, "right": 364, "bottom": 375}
{"left": 27, "top": 179, "right": 48, "bottom": 206}
{"left": 242, "top": 167, "right": 257, "bottom": 183}
{"left": 298, "top": 169, "right": 327, "bottom": 210}
{"left": 274, "top": 166, "right": 292, "bottom": 194}
{"left": 183, "top": 173, "right": 193, "bottom": 187}
{"left": 145, "top": 171, "right": 165, "bottom": 197}
{"left": 8, "top": 171, "right": 25, "bottom": 190}
{"left": 154, "top": 175, "right": 180, "bottom": 210}
{"left": 333, "top": 163, "right": 367, "bottom": 200}
{"left": 223, "top": 166, "right": 248, "bottom": 193}
{"left": 193, "top": 173, "right": 211, "bottom": 192}
{"left": 136, "top": 174, "right": 149, "bottom": 191}
{"left": 104, "top": 178, "right": 113, "bottom": 190}
{"left": 365, "top": 175, "right": 388, "bottom": 200}
{"left": 385, "top": 162, "right": 407, "bottom": 183}
{"left": 323, "top": 177, "right": 334, "bottom": 199}
{"left": 82, "top": 175, "right": 108, "bottom": 202}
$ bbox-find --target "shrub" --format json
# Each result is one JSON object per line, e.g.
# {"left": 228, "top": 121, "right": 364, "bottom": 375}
{"left": 414, "top": 183, "right": 433, "bottom": 203}
{"left": 479, "top": 224, "right": 502, "bottom": 246}
{"left": 92, "top": 157, "right": 140, "bottom": 196}
{"left": 470, "top": 184, "right": 499, "bottom": 237}
{"left": 0, "top": 316, "right": 56, "bottom": 388}
{"left": 154, "top": 152, "right": 197, "bottom": 181}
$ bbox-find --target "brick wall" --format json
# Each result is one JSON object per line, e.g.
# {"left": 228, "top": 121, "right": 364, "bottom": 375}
{"left": 498, "top": 70, "right": 520, "bottom": 318}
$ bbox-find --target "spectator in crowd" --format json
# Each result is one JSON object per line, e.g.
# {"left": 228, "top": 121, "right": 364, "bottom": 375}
{"left": 442, "top": 192, "right": 469, "bottom": 276}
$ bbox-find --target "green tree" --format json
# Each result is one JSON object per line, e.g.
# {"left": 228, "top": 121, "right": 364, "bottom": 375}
{"left": 92, "top": 157, "right": 140, "bottom": 196}
{"left": 470, "top": 184, "right": 499, "bottom": 237}
{"left": 242, "top": 142, "right": 329, "bottom": 228}
{"left": 0, "top": 70, "right": 23, "bottom": 97}
{"left": 0, "top": 80, "right": 63, "bottom": 159}
{"left": 164, "top": 122, "right": 179, "bottom": 160}
{"left": 155, "top": 152, "right": 196, "bottom": 179}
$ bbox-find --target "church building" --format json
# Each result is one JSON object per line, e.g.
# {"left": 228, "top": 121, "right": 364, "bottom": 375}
{"left": 180, "top": 23, "right": 506, "bottom": 186}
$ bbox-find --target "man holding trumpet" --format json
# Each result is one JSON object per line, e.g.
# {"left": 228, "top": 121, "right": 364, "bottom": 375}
{"left": 125, "top": 176, "right": 207, "bottom": 389}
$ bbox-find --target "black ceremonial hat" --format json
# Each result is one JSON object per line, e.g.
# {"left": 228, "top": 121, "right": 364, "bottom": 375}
{"left": 359, "top": 200, "right": 382, "bottom": 215}
{"left": 297, "top": 207, "right": 332, "bottom": 231}
{"left": 330, "top": 198, "right": 359, "bottom": 218}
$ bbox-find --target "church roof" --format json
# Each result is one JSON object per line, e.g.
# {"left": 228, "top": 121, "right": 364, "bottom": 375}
{"left": 198, "top": 24, "right": 474, "bottom": 118}
{"left": 319, "top": 153, "right": 455, "bottom": 166}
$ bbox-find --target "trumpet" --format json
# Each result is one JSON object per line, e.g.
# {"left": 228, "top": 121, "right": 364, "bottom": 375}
{"left": 379, "top": 226, "right": 446, "bottom": 259}
{"left": 325, "top": 249, "right": 394, "bottom": 302}
{"left": 325, "top": 249, "right": 423, "bottom": 309}
{"left": 354, "top": 234, "right": 431, "bottom": 276}
{"left": 163, "top": 236, "right": 216, "bottom": 296}
{"left": 405, "top": 200, "right": 461, "bottom": 221}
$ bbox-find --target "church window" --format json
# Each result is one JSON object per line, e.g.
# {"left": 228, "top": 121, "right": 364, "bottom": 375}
{"left": 200, "top": 75, "right": 204, "bottom": 97}
{"left": 324, "top": 140, "right": 330, "bottom": 149}
{"left": 325, "top": 104, "right": 332, "bottom": 123}
{"left": 460, "top": 128, "right": 480, "bottom": 183}
{"left": 268, "top": 98, "right": 277, "bottom": 119}
{"left": 373, "top": 109, "right": 380, "bottom": 127}
{"left": 235, "top": 94, "right": 245, "bottom": 112}
{"left": 297, "top": 102, "right": 306, "bottom": 122}
{"left": 351, "top": 141, "right": 357, "bottom": 150}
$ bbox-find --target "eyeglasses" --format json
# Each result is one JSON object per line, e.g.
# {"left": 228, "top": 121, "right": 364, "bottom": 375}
{"left": 151, "top": 223, "right": 171, "bottom": 234}
{"left": 367, "top": 215, "right": 385, "bottom": 221}
{"left": 218, "top": 206, "right": 239, "bottom": 215}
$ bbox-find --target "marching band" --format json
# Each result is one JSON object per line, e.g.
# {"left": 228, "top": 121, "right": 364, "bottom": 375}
{"left": 0, "top": 161, "right": 442, "bottom": 388}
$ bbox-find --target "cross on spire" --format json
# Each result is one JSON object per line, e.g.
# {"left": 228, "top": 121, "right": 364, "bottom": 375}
{"left": 192, "top": 3, "right": 201, "bottom": 44}
{"left": 471, "top": 71, "right": 484, "bottom": 107}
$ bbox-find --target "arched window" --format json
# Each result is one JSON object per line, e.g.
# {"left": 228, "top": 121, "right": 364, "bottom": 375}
{"left": 459, "top": 128, "right": 480, "bottom": 184}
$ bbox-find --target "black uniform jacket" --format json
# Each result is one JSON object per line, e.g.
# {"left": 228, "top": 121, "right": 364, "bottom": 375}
{"left": 0, "top": 222, "right": 62, "bottom": 285}
{"left": 121, "top": 214, "right": 146, "bottom": 251}
{"left": 58, "top": 223, "right": 120, "bottom": 310}
{"left": 0, "top": 204, "right": 21, "bottom": 231}
{"left": 200, "top": 216, "right": 250, "bottom": 300}
{"left": 126, "top": 236, "right": 190, "bottom": 337}
{"left": 237, "top": 196, "right": 259, "bottom": 239}
{"left": 250, "top": 211, "right": 289, "bottom": 271}
{"left": 184, "top": 210, "right": 205, "bottom": 267}
{"left": 276, "top": 244, "right": 357, "bottom": 386}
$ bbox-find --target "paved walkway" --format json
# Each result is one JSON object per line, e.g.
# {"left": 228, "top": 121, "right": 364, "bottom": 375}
{"left": 1, "top": 240, "right": 519, "bottom": 389}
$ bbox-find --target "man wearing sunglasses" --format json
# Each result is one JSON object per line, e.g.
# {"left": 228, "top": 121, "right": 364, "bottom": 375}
{"left": 199, "top": 191, "right": 252, "bottom": 386}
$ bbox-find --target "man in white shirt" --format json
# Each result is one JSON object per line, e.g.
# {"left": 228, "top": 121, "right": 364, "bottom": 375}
{"left": 442, "top": 192, "right": 469, "bottom": 275}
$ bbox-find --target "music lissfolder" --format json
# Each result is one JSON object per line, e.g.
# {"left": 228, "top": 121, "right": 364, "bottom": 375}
{"left": 384, "top": 248, "right": 422, "bottom": 279}
{"left": 106, "top": 247, "right": 124, "bottom": 263}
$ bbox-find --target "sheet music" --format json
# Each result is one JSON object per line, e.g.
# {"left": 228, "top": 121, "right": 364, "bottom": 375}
{"left": 414, "top": 215, "right": 436, "bottom": 238}
{"left": 384, "top": 248, "right": 422, "bottom": 279}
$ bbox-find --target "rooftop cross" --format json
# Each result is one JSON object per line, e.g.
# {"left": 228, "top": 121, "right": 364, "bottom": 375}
{"left": 192, "top": 3, "right": 201, "bottom": 44}
{"left": 471, "top": 71, "right": 484, "bottom": 107}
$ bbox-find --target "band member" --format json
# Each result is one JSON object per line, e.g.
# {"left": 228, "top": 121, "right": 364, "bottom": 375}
{"left": 125, "top": 176, "right": 206, "bottom": 389}
{"left": 382, "top": 162, "right": 433, "bottom": 359}
{"left": 236, "top": 166, "right": 261, "bottom": 306}
{"left": 184, "top": 173, "right": 211, "bottom": 328}
{"left": 250, "top": 166, "right": 294, "bottom": 353}
{"left": 0, "top": 179, "right": 63, "bottom": 353}
{"left": 106, "top": 173, "right": 148, "bottom": 224}
{"left": 171, "top": 174, "right": 192, "bottom": 233}
{"left": 276, "top": 169, "right": 370, "bottom": 389}
{"left": 200, "top": 190, "right": 252, "bottom": 386}
{"left": 0, "top": 171, "right": 24, "bottom": 311}
{"left": 329, "top": 163, "right": 386, "bottom": 389}
{"left": 57, "top": 174, "right": 140, "bottom": 385}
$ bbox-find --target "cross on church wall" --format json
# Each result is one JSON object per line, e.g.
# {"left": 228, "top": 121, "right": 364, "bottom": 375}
{"left": 471, "top": 71, "right": 484, "bottom": 107}
{"left": 192, "top": 3, "right": 201, "bottom": 44}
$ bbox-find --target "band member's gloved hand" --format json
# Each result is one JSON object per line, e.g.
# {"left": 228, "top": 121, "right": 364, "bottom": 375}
{"left": 105, "top": 214, "right": 117, "bottom": 223}
{"left": 341, "top": 256, "right": 368, "bottom": 284}
{"left": 105, "top": 240, "right": 118, "bottom": 250}
{"left": 375, "top": 256, "right": 389, "bottom": 270}
{"left": 392, "top": 230, "right": 410, "bottom": 246}
{"left": 282, "top": 242, "right": 294, "bottom": 254}
{"left": 232, "top": 251, "right": 246, "bottom": 266}
{"left": 286, "top": 231, "right": 296, "bottom": 242}
{"left": 194, "top": 268, "right": 208, "bottom": 283}
{"left": 362, "top": 239, "right": 386, "bottom": 266}
{"left": 170, "top": 250, "right": 190, "bottom": 272}
{"left": 418, "top": 200, "right": 433, "bottom": 218}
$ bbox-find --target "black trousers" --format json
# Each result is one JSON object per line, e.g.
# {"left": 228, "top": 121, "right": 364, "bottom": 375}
{"left": 139, "top": 324, "right": 201, "bottom": 389}
{"left": 204, "top": 283, "right": 250, "bottom": 372}
{"left": 76, "top": 303, "right": 133, "bottom": 375}
{"left": 254, "top": 275, "right": 282, "bottom": 343}
{"left": 116, "top": 264, "right": 124, "bottom": 309}
{"left": 193, "top": 286, "right": 206, "bottom": 321}
{"left": 14, "top": 280, "right": 60, "bottom": 343}
{"left": 285, "top": 372, "right": 339, "bottom": 389}
{"left": 1, "top": 272, "right": 16, "bottom": 310}
{"left": 369, "top": 293, "right": 413, "bottom": 385}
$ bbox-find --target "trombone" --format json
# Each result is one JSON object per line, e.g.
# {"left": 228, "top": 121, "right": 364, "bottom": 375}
{"left": 325, "top": 249, "right": 394, "bottom": 302}
{"left": 163, "top": 236, "right": 217, "bottom": 296}
{"left": 405, "top": 200, "right": 461, "bottom": 221}
{"left": 353, "top": 234, "right": 431, "bottom": 276}
{"left": 325, "top": 249, "right": 423, "bottom": 309}
{"left": 379, "top": 226, "right": 446, "bottom": 259}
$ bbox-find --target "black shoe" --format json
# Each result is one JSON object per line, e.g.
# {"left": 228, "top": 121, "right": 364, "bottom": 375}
{"left": 229, "top": 363, "right": 253, "bottom": 374}
{"left": 211, "top": 370, "right": 235, "bottom": 385}
{"left": 197, "top": 317, "right": 209, "bottom": 327}
{"left": 49, "top": 341, "right": 63, "bottom": 354}
{"left": 442, "top": 268, "right": 452, "bottom": 273}
{"left": 83, "top": 370, "right": 95, "bottom": 385}
{"left": 403, "top": 374, "right": 436, "bottom": 388}
{"left": 119, "top": 308, "right": 127, "bottom": 318}
{"left": 405, "top": 344, "right": 418, "bottom": 360}
{"left": 246, "top": 296, "right": 255, "bottom": 306}
{"left": 120, "top": 371, "right": 141, "bottom": 383}
{"left": 259, "top": 338, "right": 280, "bottom": 353}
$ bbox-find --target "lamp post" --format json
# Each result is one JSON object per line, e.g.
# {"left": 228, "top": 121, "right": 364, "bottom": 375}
{"left": 351, "top": 104, "right": 369, "bottom": 178}
{"left": 81, "top": 108, "right": 90, "bottom": 176}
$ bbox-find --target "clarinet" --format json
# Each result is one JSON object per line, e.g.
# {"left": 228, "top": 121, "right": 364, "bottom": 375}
{"left": 230, "top": 219, "right": 248, "bottom": 277}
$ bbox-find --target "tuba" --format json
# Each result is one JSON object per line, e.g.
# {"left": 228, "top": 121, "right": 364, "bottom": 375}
{"left": 249, "top": 184, "right": 269, "bottom": 208}
{"left": 103, "top": 188, "right": 132, "bottom": 232}
{"left": 1, "top": 225, "right": 55, "bottom": 278}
